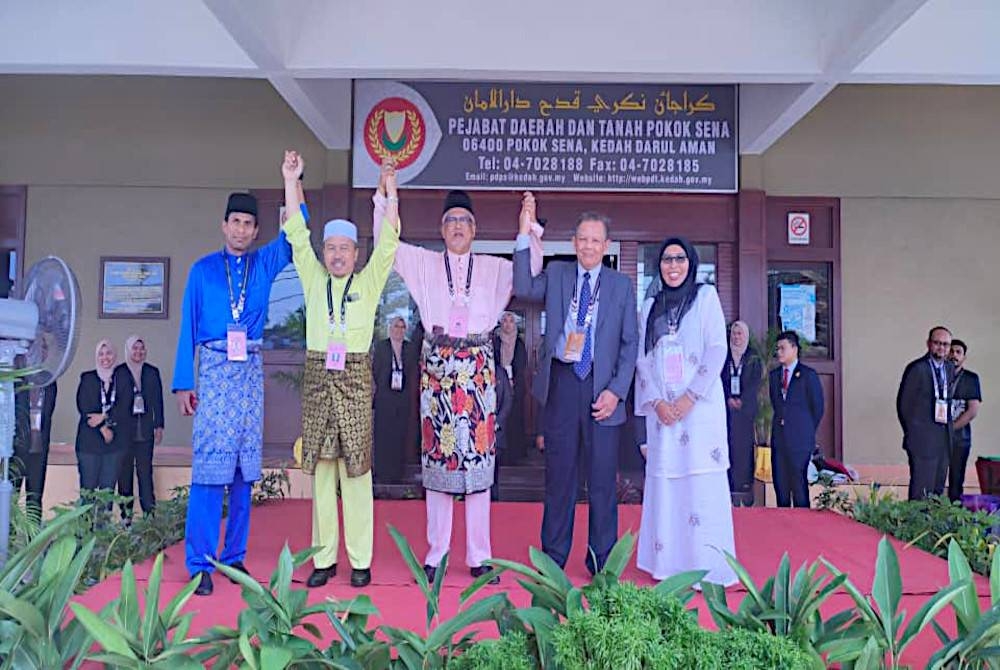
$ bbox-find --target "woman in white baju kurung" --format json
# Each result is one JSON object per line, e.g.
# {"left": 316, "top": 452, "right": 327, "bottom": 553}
{"left": 635, "top": 237, "right": 737, "bottom": 586}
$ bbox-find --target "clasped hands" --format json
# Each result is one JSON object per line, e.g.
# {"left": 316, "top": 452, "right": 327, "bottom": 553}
{"left": 654, "top": 394, "right": 694, "bottom": 426}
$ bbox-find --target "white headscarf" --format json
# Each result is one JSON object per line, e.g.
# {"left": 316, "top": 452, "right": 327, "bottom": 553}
{"left": 729, "top": 320, "right": 750, "bottom": 364}
{"left": 95, "top": 339, "right": 116, "bottom": 383}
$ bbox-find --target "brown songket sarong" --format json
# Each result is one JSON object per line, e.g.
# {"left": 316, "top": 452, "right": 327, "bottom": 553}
{"left": 420, "top": 331, "right": 496, "bottom": 494}
{"left": 300, "top": 351, "right": 372, "bottom": 477}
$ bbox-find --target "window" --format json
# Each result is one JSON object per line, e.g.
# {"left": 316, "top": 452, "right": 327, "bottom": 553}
{"left": 263, "top": 263, "right": 306, "bottom": 350}
{"left": 636, "top": 243, "right": 716, "bottom": 310}
{"left": 767, "top": 263, "right": 831, "bottom": 359}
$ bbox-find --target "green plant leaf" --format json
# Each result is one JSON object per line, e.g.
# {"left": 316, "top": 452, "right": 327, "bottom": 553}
{"left": 872, "top": 536, "right": 903, "bottom": 649}
{"left": 992, "top": 544, "right": 1000, "bottom": 607}
{"left": 652, "top": 569, "right": 708, "bottom": 600}
{"left": 142, "top": 552, "right": 166, "bottom": 658}
{"left": 947, "top": 538, "right": 980, "bottom": 636}
{"left": 387, "top": 525, "right": 430, "bottom": 593}
{"left": 528, "top": 545, "right": 574, "bottom": 595}
{"left": 0, "top": 592, "right": 45, "bottom": 639}
{"left": 239, "top": 631, "right": 258, "bottom": 670}
{"left": 599, "top": 531, "right": 636, "bottom": 578}
{"left": 117, "top": 560, "right": 141, "bottom": 641}
{"left": 69, "top": 603, "right": 138, "bottom": 661}
{"left": 260, "top": 644, "right": 294, "bottom": 668}
{"left": 897, "top": 579, "right": 968, "bottom": 656}
{"left": 425, "top": 593, "right": 508, "bottom": 650}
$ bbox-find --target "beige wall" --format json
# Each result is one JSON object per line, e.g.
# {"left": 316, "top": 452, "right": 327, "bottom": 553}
{"left": 754, "top": 85, "right": 1000, "bottom": 465}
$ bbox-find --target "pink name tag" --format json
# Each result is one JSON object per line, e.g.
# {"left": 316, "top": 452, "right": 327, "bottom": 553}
{"left": 664, "top": 343, "right": 684, "bottom": 385}
{"left": 227, "top": 325, "right": 248, "bottom": 362}
{"left": 448, "top": 304, "right": 470, "bottom": 338}
{"left": 326, "top": 341, "right": 347, "bottom": 371}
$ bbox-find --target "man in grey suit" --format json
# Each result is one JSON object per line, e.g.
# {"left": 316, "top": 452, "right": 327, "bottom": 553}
{"left": 512, "top": 192, "right": 638, "bottom": 574}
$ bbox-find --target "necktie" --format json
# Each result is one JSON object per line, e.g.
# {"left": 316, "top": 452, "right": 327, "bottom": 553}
{"left": 934, "top": 364, "right": 945, "bottom": 397}
{"left": 782, "top": 367, "right": 790, "bottom": 394}
{"left": 573, "top": 272, "right": 593, "bottom": 379}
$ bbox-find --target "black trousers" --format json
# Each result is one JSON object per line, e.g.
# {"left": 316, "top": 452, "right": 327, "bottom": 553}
{"left": 907, "top": 448, "right": 948, "bottom": 501}
{"left": 118, "top": 438, "right": 156, "bottom": 516}
{"left": 541, "top": 361, "right": 619, "bottom": 574}
{"left": 78, "top": 450, "right": 123, "bottom": 494}
{"left": 771, "top": 443, "right": 811, "bottom": 508}
{"left": 12, "top": 441, "right": 50, "bottom": 512}
{"left": 947, "top": 436, "right": 971, "bottom": 502}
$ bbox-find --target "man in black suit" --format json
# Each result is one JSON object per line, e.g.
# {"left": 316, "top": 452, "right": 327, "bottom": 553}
{"left": 769, "top": 330, "right": 824, "bottom": 508}
{"left": 513, "top": 192, "right": 638, "bottom": 574}
{"left": 897, "top": 326, "right": 955, "bottom": 500}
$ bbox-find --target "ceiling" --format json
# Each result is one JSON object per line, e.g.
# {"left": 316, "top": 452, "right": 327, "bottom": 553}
{"left": 2, "top": 0, "right": 996, "bottom": 152}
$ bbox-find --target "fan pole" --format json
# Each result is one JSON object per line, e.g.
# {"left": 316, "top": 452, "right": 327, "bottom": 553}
{"left": 0, "top": 344, "right": 18, "bottom": 570}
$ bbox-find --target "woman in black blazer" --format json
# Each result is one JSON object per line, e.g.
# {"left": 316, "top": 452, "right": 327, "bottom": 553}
{"left": 114, "top": 335, "right": 165, "bottom": 520}
{"left": 75, "top": 339, "right": 126, "bottom": 495}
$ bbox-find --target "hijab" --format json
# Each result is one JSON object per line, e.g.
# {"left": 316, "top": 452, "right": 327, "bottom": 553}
{"left": 729, "top": 320, "right": 750, "bottom": 364}
{"left": 498, "top": 311, "right": 518, "bottom": 368}
{"left": 95, "top": 339, "right": 117, "bottom": 383}
{"left": 644, "top": 237, "right": 700, "bottom": 354}
{"left": 125, "top": 334, "right": 145, "bottom": 389}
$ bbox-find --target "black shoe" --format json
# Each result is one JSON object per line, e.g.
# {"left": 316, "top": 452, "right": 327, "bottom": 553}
{"left": 420, "top": 564, "right": 437, "bottom": 584}
{"left": 194, "top": 571, "right": 213, "bottom": 596}
{"left": 470, "top": 565, "right": 499, "bottom": 585}
{"left": 224, "top": 560, "right": 251, "bottom": 584}
{"left": 350, "top": 568, "right": 372, "bottom": 588}
{"left": 307, "top": 565, "right": 336, "bottom": 588}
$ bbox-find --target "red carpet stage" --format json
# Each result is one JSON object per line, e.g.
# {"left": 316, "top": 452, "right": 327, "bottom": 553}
{"left": 75, "top": 500, "right": 992, "bottom": 666}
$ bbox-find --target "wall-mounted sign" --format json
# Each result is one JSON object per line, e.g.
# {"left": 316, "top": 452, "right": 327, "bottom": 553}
{"left": 787, "top": 212, "right": 810, "bottom": 245}
{"left": 353, "top": 80, "right": 737, "bottom": 193}
{"left": 99, "top": 256, "right": 169, "bottom": 319}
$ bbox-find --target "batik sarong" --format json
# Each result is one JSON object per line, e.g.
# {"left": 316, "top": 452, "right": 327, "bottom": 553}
{"left": 300, "top": 351, "right": 373, "bottom": 477}
{"left": 192, "top": 340, "right": 263, "bottom": 486}
{"left": 420, "top": 332, "right": 496, "bottom": 494}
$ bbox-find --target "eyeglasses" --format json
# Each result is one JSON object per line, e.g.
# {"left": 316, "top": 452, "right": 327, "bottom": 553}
{"left": 660, "top": 254, "right": 689, "bottom": 265}
{"left": 443, "top": 214, "right": 474, "bottom": 226}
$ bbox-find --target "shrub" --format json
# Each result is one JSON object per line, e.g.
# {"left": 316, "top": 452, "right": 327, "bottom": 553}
{"left": 450, "top": 631, "right": 536, "bottom": 670}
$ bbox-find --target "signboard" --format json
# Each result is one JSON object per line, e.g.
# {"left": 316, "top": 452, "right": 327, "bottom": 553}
{"left": 353, "top": 81, "right": 737, "bottom": 193}
{"left": 778, "top": 284, "right": 816, "bottom": 343}
{"left": 787, "top": 212, "right": 810, "bottom": 245}
{"left": 99, "top": 256, "right": 170, "bottom": 319}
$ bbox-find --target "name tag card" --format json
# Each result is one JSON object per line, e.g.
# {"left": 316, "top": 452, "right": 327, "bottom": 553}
{"left": 30, "top": 409, "right": 42, "bottom": 432}
{"left": 563, "top": 330, "right": 586, "bottom": 362}
{"left": 227, "top": 324, "right": 248, "bottom": 362}
{"left": 132, "top": 393, "right": 146, "bottom": 415}
{"left": 391, "top": 370, "right": 404, "bottom": 390}
{"left": 447, "top": 304, "right": 470, "bottom": 339}
{"left": 326, "top": 341, "right": 347, "bottom": 371}
{"left": 664, "top": 342, "right": 684, "bottom": 385}
{"left": 935, "top": 399, "right": 948, "bottom": 424}
{"left": 730, "top": 375, "right": 741, "bottom": 397}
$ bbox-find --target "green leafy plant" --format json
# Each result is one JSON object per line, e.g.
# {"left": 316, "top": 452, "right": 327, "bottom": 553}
{"left": 822, "top": 536, "right": 968, "bottom": 669}
{"left": 381, "top": 525, "right": 511, "bottom": 669}
{"left": 448, "top": 630, "right": 535, "bottom": 670}
{"left": 251, "top": 465, "right": 292, "bottom": 505}
{"left": 69, "top": 553, "right": 204, "bottom": 668}
{"left": 0, "top": 507, "right": 96, "bottom": 669}
{"left": 926, "top": 539, "right": 1000, "bottom": 669}
{"left": 853, "top": 488, "right": 999, "bottom": 575}
{"left": 702, "top": 550, "right": 862, "bottom": 668}
{"left": 814, "top": 472, "right": 856, "bottom": 516}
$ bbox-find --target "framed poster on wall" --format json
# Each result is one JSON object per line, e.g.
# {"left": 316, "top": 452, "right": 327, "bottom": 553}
{"left": 99, "top": 256, "right": 170, "bottom": 319}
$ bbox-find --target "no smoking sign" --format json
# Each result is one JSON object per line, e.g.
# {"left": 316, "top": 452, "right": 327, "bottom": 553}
{"left": 787, "top": 212, "right": 810, "bottom": 245}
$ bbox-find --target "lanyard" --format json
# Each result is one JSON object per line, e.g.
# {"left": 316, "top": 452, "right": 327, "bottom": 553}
{"left": 390, "top": 343, "right": 403, "bottom": 371}
{"left": 100, "top": 377, "right": 116, "bottom": 411}
{"left": 444, "top": 252, "right": 474, "bottom": 303}
{"left": 222, "top": 251, "right": 252, "bottom": 323}
{"left": 664, "top": 295, "right": 690, "bottom": 336}
{"left": 929, "top": 360, "right": 947, "bottom": 400}
{"left": 730, "top": 356, "right": 744, "bottom": 378}
{"left": 570, "top": 273, "right": 602, "bottom": 330}
{"left": 326, "top": 274, "right": 355, "bottom": 334}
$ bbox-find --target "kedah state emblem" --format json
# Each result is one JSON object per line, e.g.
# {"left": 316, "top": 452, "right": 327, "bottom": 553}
{"left": 363, "top": 97, "right": 426, "bottom": 169}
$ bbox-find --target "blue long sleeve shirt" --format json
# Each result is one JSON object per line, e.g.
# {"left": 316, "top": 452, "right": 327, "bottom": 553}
{"left": 172, "top": 231, "right": 293, "bottom": 391}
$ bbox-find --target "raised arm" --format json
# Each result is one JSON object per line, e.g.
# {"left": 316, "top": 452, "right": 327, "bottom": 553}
{"left": 512, "top": 191, "right": 548, "bottom": 302}
{"left": 279, "top": 150, "right": 325, "bottom": 290}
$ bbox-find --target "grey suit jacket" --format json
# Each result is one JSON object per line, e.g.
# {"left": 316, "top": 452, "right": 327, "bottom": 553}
{"left": 513, "top": 247, "right": 638, "bottom": 426}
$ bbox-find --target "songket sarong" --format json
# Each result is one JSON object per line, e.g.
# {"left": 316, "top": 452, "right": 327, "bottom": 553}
{"left": 192, "top": 340, "right": 263, "bottom": 486}
{"left": 420, "top": 332, "right": 496, "bottom": 494}
{"left": 300, "top": 351, "right": 373, "bottom": 477}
